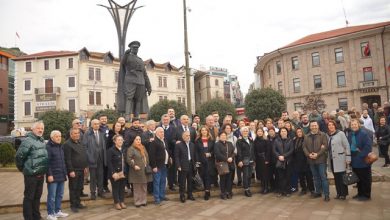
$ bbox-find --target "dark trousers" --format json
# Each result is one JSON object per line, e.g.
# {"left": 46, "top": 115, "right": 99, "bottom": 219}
{"left": 242, "top": 165, "right": 253, "bottom": 190}
{"left": 168, "top": 162, "right": 177, "bottom": 188}
{"left": 23, "top": 175, "right": 44, "bottom": 220}
{"left": 353, "top": 167, "right": 372, "bottom": 198}
{"left": 90, "top": 160, "right": 104, "bottom": 194}
{"left": 103, "top": 165, "right": 109, "bottom": 190}
{"left": 110, "top": 178, "right": 126, "bottom": 203}
{"left": 298, "top": 170, "right": 314, "bottom": 192}
{"left": 178, "top": 169, "right": 193, "bottom": 197}
{"left": 235, "top": 157, "right": 242, "bottom": 183}
{"left": 277, "top": 165, "right": 291, "bottom": 194}
{"left": 69, "top": 170, "right": 84, "bottom": 208}
{"left": 256, "top": 160, "right": 269, "bottom": 190}
{"left": 380, "top": 144, "right": 390, "bottom": 164}
{"left": 333, "top": 172, "right": 348, "bottom": 197}
{"left": 268, "top": 162, "right": 277, "bottom": 191}
{"left": 219, "top": 172, "right": 233, "bottom": 194}
{"left": 199, "top": 163, "right": 211, "bottom": 191}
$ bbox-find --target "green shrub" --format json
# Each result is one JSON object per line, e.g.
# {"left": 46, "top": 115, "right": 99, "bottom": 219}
{"left": 0, "top": 142, "right": 16, "bottom": 167}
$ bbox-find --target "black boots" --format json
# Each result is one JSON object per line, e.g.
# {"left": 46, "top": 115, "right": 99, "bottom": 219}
{"left": 204, "top": 191, "right": 210, "bottom": 200}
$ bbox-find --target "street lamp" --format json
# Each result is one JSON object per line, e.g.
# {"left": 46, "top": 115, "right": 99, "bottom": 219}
{"left": 183, "top": 0, "right": 192, "bottom": 114}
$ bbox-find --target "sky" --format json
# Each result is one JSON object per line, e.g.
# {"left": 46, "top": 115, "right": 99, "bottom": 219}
{"left": 1, "top": 0, "right": 390, "bottom": 96}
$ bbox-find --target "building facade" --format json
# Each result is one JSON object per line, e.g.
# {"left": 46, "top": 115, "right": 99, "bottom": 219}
{"left": 254, "top": 21, "right": 390, "bottom": 113}
{"left": 13, "top": 49, "right": 189, "bottom": 128}
{"left": 194, "top": 70, "right": 224, "bottom": 107}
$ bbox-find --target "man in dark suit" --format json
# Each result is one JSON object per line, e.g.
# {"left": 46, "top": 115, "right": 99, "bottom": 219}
{"left": 82, "top": 119, "right": 107, "bottom": 200}
{"left": 168, "top": 108, "right": 181, "bottom": 128}
{"left": 175, "top": 131, "right": 196, "bottom": 202}
{"left": 141, "top": 120, "right": 156, "bottom": 194}
{"left": 149, "top": 127, "right": 171, "bottom": 205}
{"left": 176, "top": 115, "right": 196, "bottom": 143}
{"left": 160, "top": 114, "right": 178, "bottom": 191}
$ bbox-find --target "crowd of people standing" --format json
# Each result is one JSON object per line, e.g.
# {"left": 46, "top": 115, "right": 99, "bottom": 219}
{"left": 15, "top": 102, "right": 389, "bottom": 219}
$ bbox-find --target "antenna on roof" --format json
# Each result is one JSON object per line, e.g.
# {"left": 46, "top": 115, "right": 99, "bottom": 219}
{"left": 340, "top": 0, "right": 349, "bottom": 27}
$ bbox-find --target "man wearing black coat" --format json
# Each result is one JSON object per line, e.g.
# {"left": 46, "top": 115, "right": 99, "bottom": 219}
{"left": 124, "top": 118, "right": 144, "bottom": 149}
{"left": 160, "top": 114, "right": 178, "bottom": 191}
{"left": 64, "top": 128, "right": 88, "bottom": 213}
{"left": 175, "top": 131, "right": 196, "bottom": 202}
{"left": 141, "top": 120, "right": 156, "bottom": 194}
{"left": 175, "top": 115, "right": 196, "bottom": 143}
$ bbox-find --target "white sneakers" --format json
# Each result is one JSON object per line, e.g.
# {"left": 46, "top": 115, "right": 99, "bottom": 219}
{"left": 55, "top": 210, "right": 69, "bottom": 218}
{"left": 46, "top": 215, "right": 57, "bottom": 220}
{"left": 47, "top": 210, "right": 69, "bottom": 220}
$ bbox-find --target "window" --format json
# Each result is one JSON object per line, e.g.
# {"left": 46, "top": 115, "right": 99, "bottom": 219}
{"left": 277, "top": 81, "right": 283, "bottom": 93}
{"left": 177, "top": 79, "right": 181, "bottom": 89}
{"left": 182, "top": 78, "right": 185, "bottom": 89}
{"left": 293, "top": 78, "right": 300, "bottom": 93}
{"left": 163, "top": 77, "right": 167, "bottom": 87}
{"left": 68, "top": 76, "right": 75, "bottom": 88}
{"left": 363, "top": 67, "right": 373, "bottom": 81}
{"left": 361, "top": 42, "right": 371, "bottom": 57}
{"left": 88, "top": 67, "right": 94, "bottom": 80}
{"left": 276, "top": 61, "right": 281, "bottom": 74}
{"left": 24, "top": 80, "right": 31, "bottom": 92}
{"left": 198, "top": 82, "right": 201, "bottom": 90}
{"left": 69, "top": 99, "right": 75, "bottom": 113}
{"left": 294, "top": 103, "right": 303, "bottom": 112}
{"left": 314, "top": 75, "right": 322, "bottom": 89}
{"left": 215, "top": 79, "right": 219, "bottom": 86}
{"left": 178, "top": 97, "right": 182, "bottom": 103}
{"left": 337, "top": 71, "right": 346, "bottom": 87}
{"left": 55, "top": 59, "right": 60, "bottom": 69}
{"left": 95, "top": 68, "right": 101, "bottom": 81}
{"left": 292, "top": 56, "right": 299, "bottom": 70}
{"left": 338, "top": 98, "right": 348, "bottom": 111}
{"left": 312, "top": 52, "right": 320, "bottom": 66}
{"left": 335, "top": 48, "right": 344, "bottom": 63}
{"left": 158, "top": 76, "right": 163, "bottom": 87}
{"left": 89, "top": 91, "right": 94, "bottom": 105}
{"left": 182, "top": 97, "right": 186, "bottom": 105}
{"left": 68, "top": 58, "right": 73, "bottom": 69}
{"left": 96, "top": 92, "right": 101, "bottom": 105}
{"left": 115, "top": 71, "right": 119, "bottom": 83}
{"left": 26, "top": 62, "right": 32, "bottom": 72}
{"left": 24, "top": 102, "right": 31, "bottom": 116}
{"left": 44, "top": 60, "right": 49, "bottom": 70}
{"left": 159, "top": 96, "right": 167, "bottom": 101}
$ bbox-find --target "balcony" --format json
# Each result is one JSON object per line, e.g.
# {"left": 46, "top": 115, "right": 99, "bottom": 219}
{"left": 34, "top": 87, "right": 61, "bottom": 95}
{"left": 359, "top": 80, "right": 378, "bottom": 89}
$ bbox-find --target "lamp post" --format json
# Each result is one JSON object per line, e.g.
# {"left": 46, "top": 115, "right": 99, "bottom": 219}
{"left": 183, "top": 0, "right": 192, "bottom": 114}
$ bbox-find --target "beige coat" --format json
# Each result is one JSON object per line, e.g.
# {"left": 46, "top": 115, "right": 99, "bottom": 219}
{"left": 126, "top": 145, "right": 153, "bottom": 184}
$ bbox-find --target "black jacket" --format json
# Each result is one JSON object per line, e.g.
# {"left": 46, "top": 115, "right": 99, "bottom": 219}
{"left": 124, "top": 126, "right": 144, "bottom": 149}
{"left": 376, "top": 125, "right": 390, "bottom": 146}
{"left": 107, "top": 146, "right": 125, "bottom": 176}
{"left": 175, "top": 125, "right": 196, "bottom": 143}
{"left": 63, "top": 138, "right": 88, "bottom": 173}
{"left": 292, "top": 137, "right": 309, "bottom": 171}
{"left": 46, "top": 140, "right": 67, "bottom": 182}
{"left": 149, "top": 137, "right": 171, "bottom": 169}
{"left": 175, "top": 141, "right": 196, "bottom": 171}
{"left": 195, "top": 138, "right": 215, "bottom": 164}
{"left": 273, "top": 137, "right": 294, "bottom": 163}
{"left": 141, "top": 130, "right": 155, "bottom": 154}
{"left": 214, "top": 141, "right": 235, "bottom": 163}
{"left": 236, "top": 138, "right": 255, "bottom": 164}
{"left": 253, "top": 137, "right": 271, "bottom": 163}
{"left": 107, "top": 129, "right": 124, "bottom": 150}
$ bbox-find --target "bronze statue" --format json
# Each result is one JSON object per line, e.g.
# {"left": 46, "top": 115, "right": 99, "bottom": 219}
{"left": 116, "top": 41, "right": 152, "bottom": 119}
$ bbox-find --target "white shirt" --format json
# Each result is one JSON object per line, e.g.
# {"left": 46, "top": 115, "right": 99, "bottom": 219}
{"left": 158, "top": 137, "right": 169, "bottom": 164}
{"left": 182, "top": 125, "right": 189, "bottom": 132}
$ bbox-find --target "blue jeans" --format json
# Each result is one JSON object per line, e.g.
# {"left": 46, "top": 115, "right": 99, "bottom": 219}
{"left": 153, "top": 166, "right": 167, "bottom": 203}
{"left": 47, "top": 181, "right": 64, "bottom": 215}
{"left": 310, "top": 163, "right": 329, "bottom": 196}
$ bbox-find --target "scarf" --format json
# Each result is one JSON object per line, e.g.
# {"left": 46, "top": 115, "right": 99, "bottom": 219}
{"left": 133, "top": 143, "right": 146, "bottom": 159}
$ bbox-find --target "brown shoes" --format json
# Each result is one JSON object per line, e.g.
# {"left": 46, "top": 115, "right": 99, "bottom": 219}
{"left": 115, "top": 203, "right": 122, "bottom": 210}
{"left": 120, "top": 202, "right": 127, "bottom": 209}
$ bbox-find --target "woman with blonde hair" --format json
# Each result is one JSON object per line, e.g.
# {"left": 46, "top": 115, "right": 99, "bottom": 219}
{"left": 127, "top": 136, "right": 153, "bottom": 207}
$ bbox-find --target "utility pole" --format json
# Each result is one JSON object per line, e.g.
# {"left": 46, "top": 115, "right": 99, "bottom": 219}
{"left": 183, "top": 0, "right": 192, "bottom": 114}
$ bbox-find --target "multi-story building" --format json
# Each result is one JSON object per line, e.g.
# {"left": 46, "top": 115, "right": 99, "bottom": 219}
{"left": 0, "top": 47, "right": 25, "bottom": 135}
{"left": 194, "top": 70, "right": 224, "bottom": 107}
{"left": 228, "top": 74, "right": 244, "bottom": 106}
{"left": 13, "top": 49, "right": 190, "bottom": 128}
{"left": 254, "top": 21, "right": 390, "bottom": 112}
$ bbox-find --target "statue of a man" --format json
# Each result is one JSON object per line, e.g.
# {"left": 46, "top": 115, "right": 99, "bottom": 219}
{"left": 117, "top": 41, "right": 152, "bottom": 119}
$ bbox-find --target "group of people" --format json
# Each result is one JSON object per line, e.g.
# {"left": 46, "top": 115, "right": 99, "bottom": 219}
{"left": 15, "top": 102, "right": 387, "bottom": 219}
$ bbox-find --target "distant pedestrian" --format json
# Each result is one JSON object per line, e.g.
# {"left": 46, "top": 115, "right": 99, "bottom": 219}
{"left": 16, "top": 121, "right": 48, "bottom": 220}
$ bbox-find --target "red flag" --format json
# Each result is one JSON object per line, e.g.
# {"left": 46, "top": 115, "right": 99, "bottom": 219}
{"left": 16, "top": 32, "right": 20, "bottom": 39}
{"left": 364, "top": 42, "right": 371, "bottom": 56}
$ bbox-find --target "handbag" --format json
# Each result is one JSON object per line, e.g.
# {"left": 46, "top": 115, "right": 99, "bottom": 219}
{"left": 275, "top": 160, "right": 286, "bottom": 169}
{"left": 342, "top": 166, "right": 359, "bottom": 185}
{"left": 364, "top": 152, "right": 378, "bottom": 165}
{"left": 145, "top": 165, "right": 153, "bottom": 174}
{"left": 192, "top": 172, "right": 204, "bottom": 191}
{"left": 215, "top": 143, "right": 230, "bottom": 175}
